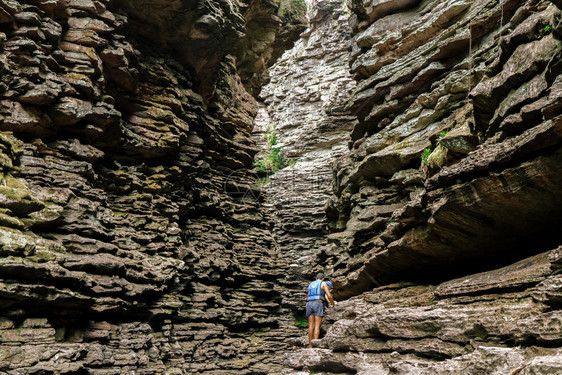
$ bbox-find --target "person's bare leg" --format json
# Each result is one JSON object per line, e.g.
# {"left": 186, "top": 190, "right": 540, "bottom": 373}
{"left": 313, "top": 316, "right": 322, "bottom": 340}
{"left": 308, "top": 315, "right": 314, "bottom": 348}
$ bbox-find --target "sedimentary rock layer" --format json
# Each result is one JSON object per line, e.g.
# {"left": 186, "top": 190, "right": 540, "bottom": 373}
{"left": 280, "top": 0, "right": 562, "bottom": 373}
{"left": 283, "top": 248, "right": 562, "bottom": 374}
{"left": 324, "top": 0, "right": 562, "bottom": 297}
{"left": 255, "top": 0, "right": 357, "bottom": 313}
{"left": 0, "top": 0, "right": 303, "bottom": 373}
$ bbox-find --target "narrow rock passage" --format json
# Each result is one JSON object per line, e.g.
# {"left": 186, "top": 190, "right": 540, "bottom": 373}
{"left": 0, "top": 0, "right": 561, "bottom": 373}
{"left": 253, "top": 0, "right": 562, "bottom": 374}
{"left": 254, "top": 0, "right": 357, "bottom": 318}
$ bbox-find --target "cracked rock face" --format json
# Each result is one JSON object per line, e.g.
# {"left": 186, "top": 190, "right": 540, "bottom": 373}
{"left": 279, "top": 0, "right": 562, "bottom": 373}
{"left": 0, "top": 0, "right": 303, "bottom": 373}
{"left": 255, "top": 0, "right": 357, "bottom": 313}
{"left": 322, "top": 0, "right": 562, "bottom": 296}
{"left": 1, "top": 0, "right": 562, "bottom": 373}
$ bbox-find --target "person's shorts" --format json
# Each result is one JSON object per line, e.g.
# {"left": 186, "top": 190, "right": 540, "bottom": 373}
{"left": 306, "top": 300, "right": 324, "bottom": 317}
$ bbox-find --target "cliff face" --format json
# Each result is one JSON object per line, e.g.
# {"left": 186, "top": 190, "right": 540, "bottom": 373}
{"left": 1, "top": 0, "right": 561, "bottom": 373}
{"left": 282, "top": 0, "right": 562, "bottom": 373}
{"left": 323, "top": 0, "right": 562, "bottom": 295}
{"left": 0, "top": 0, "right": 303, "bottom": 373}
{"left": 255, "top": 0, "right": 357, "bottom": 315}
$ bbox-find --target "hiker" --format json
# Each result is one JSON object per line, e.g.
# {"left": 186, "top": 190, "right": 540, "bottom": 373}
{"left": 305, "top": 273, "right": 335, "bottom": 348}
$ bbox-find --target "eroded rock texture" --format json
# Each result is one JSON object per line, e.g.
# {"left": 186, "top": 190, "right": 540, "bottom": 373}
{"left": 324, "top": 0, "right": 562, "bottom": 296}
{"left": 283, "top": 248, "right": 562, "bottom": 374}
{"left": 255, "top": 0, "right": 357, "bottom": 313}
{"left": 1, "top": 0, "right": 562, "bottom": 373}
{"left": 0, "top": 0, "right": 303, "bottom": 373}
{"left": 280, "top": 0, "right": 562, "bottom": 373}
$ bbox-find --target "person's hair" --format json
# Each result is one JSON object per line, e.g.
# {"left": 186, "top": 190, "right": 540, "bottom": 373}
{"left": 316, "top": 272, "right": 324, "bottom": 280}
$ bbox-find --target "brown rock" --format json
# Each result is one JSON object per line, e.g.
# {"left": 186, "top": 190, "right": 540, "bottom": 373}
{"left": 435, "top": 251, "right": 553, "bottom": 298}
{"left": 283, "top": 348, "right": 363, "bottom": 372}
{"left": 439, "top": 124, "right": 478, "bottom": 154}
{"left": 69, "top": 0, "right": 97, "bottom": 13}
{"left": 532, "top": 274, "right": 562, "bottom": 307}
{"left": 18, "top": 81, "right": 62, "bottom": 105}
{"left": 49, "top": 97, "right": 93, "bottom": 126}
{"left": 67, "top": 17, "right": 113, "bottom": 33}
{"left": 63, "top": 29, "right": 107, "bottom": 47}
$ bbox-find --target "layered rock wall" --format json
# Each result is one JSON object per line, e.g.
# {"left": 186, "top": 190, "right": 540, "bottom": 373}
{"left": 284, "top": 247, "right": 562, "bottom": 374}
{"left": 0, "top": 0, "right": 303, "bottom": 373}
{"left": 282, "top": 0, "right": 562, "bottom": 373}
{"left": 1, "top": 0, "right": 561, "bottom": 373}
{"left": 325, "top": 0, "right": 562, "bottom": 295}
{"left": 255, "top": 0, "right": 357, "bottom": 312}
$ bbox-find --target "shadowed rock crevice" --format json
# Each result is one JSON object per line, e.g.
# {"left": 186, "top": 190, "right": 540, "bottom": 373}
{"left": 116, "top": 0, "right": 306, "bottom": 103}
{"left": 254, "top": 0, "right": 357, "bottom": 318}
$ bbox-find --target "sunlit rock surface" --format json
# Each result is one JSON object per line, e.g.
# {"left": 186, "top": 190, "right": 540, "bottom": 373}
{"left": 255, "top": 0, "right": 357, "bottom": 314}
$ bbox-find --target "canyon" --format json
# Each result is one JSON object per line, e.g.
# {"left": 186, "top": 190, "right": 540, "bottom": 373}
{"left": 0, "top": 0, "right": 561, "bottom": 374}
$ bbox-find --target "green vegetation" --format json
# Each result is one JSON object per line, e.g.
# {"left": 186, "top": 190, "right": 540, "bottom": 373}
{"left": 291, "top": 0, "right": 306, "bottom": 15}
{"left": 386, "top": 221, "right": 397, "bottom": 231}
{"left": 540, "top": 24, "right": 552, "bottom": 38}
{"left": 421, "top": 147, "right": 432, "bottom": 165}
{"left": 278, "top": 0, "right": 307, "bottom": 19}
{"left": 254, "top": 125, "right": 293, "bottom": 174}
{"left": 436, "top": 130, "right": 448, "bottom": 145}
{"left": 294, "top": 318, "right": 308, "bottom": 328}
{"left": 422, "top": 130, "right": 449, "bottom": 166}
{"left": 256, "top": 176, "right": 270, "bottom": 187}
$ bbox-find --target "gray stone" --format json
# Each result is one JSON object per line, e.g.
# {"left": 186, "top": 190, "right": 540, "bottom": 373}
{"left": 439, "top": 124, "right": 478, "bottom": 154}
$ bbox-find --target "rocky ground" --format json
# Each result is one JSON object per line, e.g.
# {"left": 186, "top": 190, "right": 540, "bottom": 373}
{"left": 283, "top": 247, "right": 562, "bottom": 374}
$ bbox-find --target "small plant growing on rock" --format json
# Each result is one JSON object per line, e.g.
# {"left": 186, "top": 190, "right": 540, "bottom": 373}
{"left": 291, "top": 0, "right": 305, "bottom": 15}
{"left": 436, "top": 130, "right": 448, "bottom": 146}
{"left": 256, "top": 176, "right": 270, "bottom": 186}
{"left": 254, "top": 131, "right": 286, "bottom": 173}
{"left": 253, "top": 125, "right": 294, "bottom": 185}
{"left": 422, "top": 129, "right": 450, "bottom": 170}
{"left": 294, "top": 318, "right": 308, "bottom": 328}
{"left": 540, "top": 24, "right": 552, "bottom": 38}
{"left": 278, "top": 0, "right": 307, "bottom": 21}
{"left": 421, "top": 147, "right": 432, "bottom": 165}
